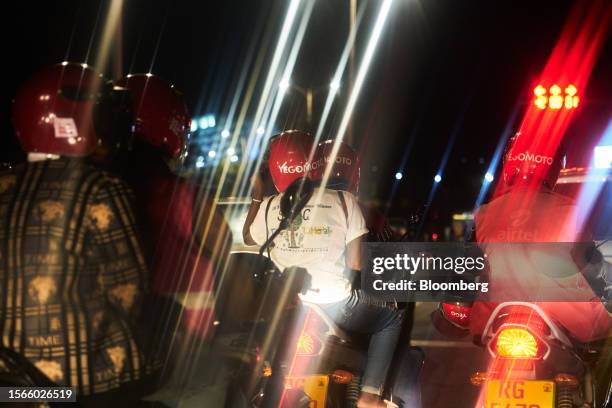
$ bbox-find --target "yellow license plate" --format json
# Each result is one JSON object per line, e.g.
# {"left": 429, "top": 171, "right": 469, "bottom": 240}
{"left": 285, "top": 375, "right": 329, "bottom": 407}
{"left": 485, "top": 380, "right": 555, "bottom": 408}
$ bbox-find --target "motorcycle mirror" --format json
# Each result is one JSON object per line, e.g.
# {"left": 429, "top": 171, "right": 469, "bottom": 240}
{"left": 280, "top": 177, "right": 314, "bottom": 223}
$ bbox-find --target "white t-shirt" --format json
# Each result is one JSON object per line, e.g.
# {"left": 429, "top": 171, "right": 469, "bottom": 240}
{"left": 250, "top": 187, "right": 368, "bottom": 304}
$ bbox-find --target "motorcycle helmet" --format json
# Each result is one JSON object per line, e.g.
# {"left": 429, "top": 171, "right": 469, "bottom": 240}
{"left": 502, "top": 131, "right": 566, "bottom": 190}
{"left": 114, "top": 74, "right": 190, "bottom": 164}
{"left": 309, "top": 139, "right": 360, "bottom": 193}
{"left": 12, "top": 62, "right": 105, "bottom": 157}
{"left": 267, "top": 130, "right": 314, "bottom": 193}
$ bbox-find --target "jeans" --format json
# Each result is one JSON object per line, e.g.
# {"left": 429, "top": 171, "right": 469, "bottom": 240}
{"left": 320, "top": 290, "right": 405, "bottom": 395}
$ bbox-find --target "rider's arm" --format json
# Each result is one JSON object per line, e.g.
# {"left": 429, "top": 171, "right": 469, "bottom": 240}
{"left": 346, "top": 235, "right": 364, "bottom": 270}
{"left": 344, "top": 191, "right": 369, "bottom": 270}
{"left": 193, "top": 196, "right": 232, "bottom": 261}
{"left": 243, "top": 202, "right": 262, "bottom": 246}
{"left": 243, "top": 173, "right": 265, "bottom": 245}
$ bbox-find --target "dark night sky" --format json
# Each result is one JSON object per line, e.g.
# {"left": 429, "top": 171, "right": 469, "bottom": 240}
{"left": 1, "top": 0, "right": 610, "bottom": 224}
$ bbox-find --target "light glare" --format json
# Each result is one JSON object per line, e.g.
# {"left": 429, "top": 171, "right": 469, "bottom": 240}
{"left": 330, "top": 80, "right": 340, "bottom": 92}
{"left": 279, "top": 78, "right": 290, "bottom": 92}
{"left": 594, "top": 145, "right": 612, "bottom": 169}
{"left": 316, "top": 0, "right": 394, "bottom": 193}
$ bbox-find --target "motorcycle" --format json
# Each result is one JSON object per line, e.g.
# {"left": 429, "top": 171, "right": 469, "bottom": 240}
{"left": 433, "top": 299, "right": 611, "bottom": 408}
{"left": 216, "top": 177, "right": 424, "bottom": 408}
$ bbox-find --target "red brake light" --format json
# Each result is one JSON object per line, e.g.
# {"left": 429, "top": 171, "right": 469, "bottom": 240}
{"left": 441, "top": 302, "right": 472, "bottom": 329}
{"left": 533, "top": 83, "right": 579, "bottom": 110}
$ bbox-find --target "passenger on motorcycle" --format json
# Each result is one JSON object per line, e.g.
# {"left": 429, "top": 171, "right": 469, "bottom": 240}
{"left": 111, "top": 74, "right": 233, "bottom": 392}
{"left": 0, "top": 63, "right": 153, "bottom": 404}
{"left": 243, "top": 131, "right": 405, "bottom": 408}
{"left": 114, "top": 73, "right": 231, "bottom": 339}
{"left": 469, "top": 132, "right": 612, "bottom": 343}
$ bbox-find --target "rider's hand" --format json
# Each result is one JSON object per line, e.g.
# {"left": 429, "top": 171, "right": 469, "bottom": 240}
{"left": 243, "top": 172, "right": 265, "bottom": 246}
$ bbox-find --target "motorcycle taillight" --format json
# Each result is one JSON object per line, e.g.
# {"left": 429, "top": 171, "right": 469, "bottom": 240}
{"left": 489, "top": 308, "right": 549, "bottom": 360}
{"left": 494, "top": 327, "right": 541, "bottom": 358}
{"left": 440, "top": 302, "right": 473, "bottom": 329}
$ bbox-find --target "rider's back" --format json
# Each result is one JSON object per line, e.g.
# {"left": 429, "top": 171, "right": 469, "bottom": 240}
{"left": 0, "top": 158, "right": 149, "bottom": 395}
{"left": 470, "top": 187, "right": 611, "bottom": 342}
{"left": 250, "top": 187, "right": 367, "bottom": 304}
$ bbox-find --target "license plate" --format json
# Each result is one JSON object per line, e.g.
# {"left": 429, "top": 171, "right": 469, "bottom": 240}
{"left": 485, "top": 379, "right": 555, "bottom": 408}
{"left": 285, "top": 375, "right": 329, "bottom": 408}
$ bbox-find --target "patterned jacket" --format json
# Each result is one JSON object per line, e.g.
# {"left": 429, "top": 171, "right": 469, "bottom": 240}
{"left": 0, "top": 157, "right": 151, "bottom": 396}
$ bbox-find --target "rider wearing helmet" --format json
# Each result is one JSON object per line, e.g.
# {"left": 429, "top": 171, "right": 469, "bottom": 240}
{"left": 114, "top": 74, "right": 231, "bottom": 376}
{"left": 1, "top": 63, "right": 151, "bottom": 403}
{"left": 243, "top": 131, "right": 404, "bottom": 408}
{"left": 500, "top": 131, "right": 566, "bottom": 192}
{"left": 310, "top": 139, "right": 394, "bottom": 242}
{"left": 470, "top": 131, "right": 611, "bottom": 343}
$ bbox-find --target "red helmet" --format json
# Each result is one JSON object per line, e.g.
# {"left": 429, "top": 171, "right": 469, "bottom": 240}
{"left": 268, "top": 130, "right": 314, "bottom": 192}
{"left": 115, "top": 74, "right": 190, "bottom": 159}
{"left": 12, "top": 62, "right": 104, "bottom": 157}
{"left": 502, "top": 131, "right": 566, "bottom": 189}
{"left": 310, "top": 139, "right": 360, "bottom": 193}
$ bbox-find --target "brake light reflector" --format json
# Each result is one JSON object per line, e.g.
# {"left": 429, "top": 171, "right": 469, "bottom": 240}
{"left": 296, "top": 333, "right": 315, "bottom": 355}
{"left": 495, "top": 328, "right": 539, "bottom": 358}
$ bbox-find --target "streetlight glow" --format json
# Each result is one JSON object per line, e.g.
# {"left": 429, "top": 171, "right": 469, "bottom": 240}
{"left": 316, "top": 0, "right": 395, "bottom": 195}
{"left": 434, "top": 174, "right": 442, "bottom": 183}
{"left": 279, "top": 77, "right": 290, "bottom": 93}
{"left": 330, "top": 79, "right": 340, "bottom": 92}
{"left": 395, "top": 172, "right": 403, "bottom": 180}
